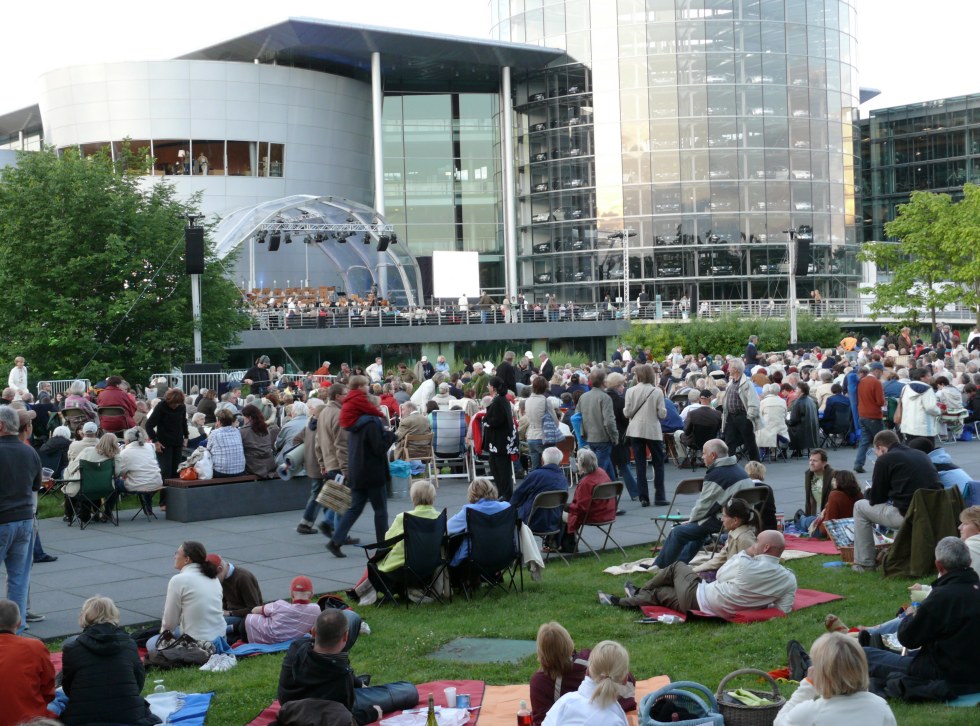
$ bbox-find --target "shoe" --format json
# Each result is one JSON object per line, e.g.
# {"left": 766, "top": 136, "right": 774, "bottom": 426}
{"left": 854, "top": 466, "right": 866, "bottom": 474}
{"left": 34, "top": 554, "right": 58, "bottom": 563}
{"left": 639, "top": 499, "right": 650, "bottom": 508}
{"left": 296, "top": 523, "right": 317, "bottom": 535}
{"left": 654, "top": 500, "right": 670, "bottom": 507}
{"left": 624, "top": 581, "right": 638, "bottom": 599}
{"left": 318, "top": 521, "right": 334, "bottom": 538}
{"left": 851, "top": 563, "right": 876, "bottom": 573}
{"left": 327, "top": 541, "right": 347, "bottom": 558}
{"left": 344, "top": 537, "right": 360, "bottom": 545}
{"left": 786, "top": 639, "right": 812, "bottom": 681}
{"left": 597, "top": 591, "right": 620, "bottom": 606}
{"left": 26, "top": 611, "right": 45, "bottom": 623}
{"left": 360, "top": 621, "right": 372, "bottom": 636}
{"left": 616, "top": 509, "right": 626, "bottom": 516}
{"left": 793, "top": 508, "right": 806, "bottom": 529}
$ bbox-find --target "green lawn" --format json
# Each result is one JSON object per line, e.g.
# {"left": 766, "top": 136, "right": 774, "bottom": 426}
{"left": 49, "top": 545, "right": 975, "bottom": 725}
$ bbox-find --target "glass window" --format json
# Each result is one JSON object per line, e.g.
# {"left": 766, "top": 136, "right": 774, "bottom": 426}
{"left": 566, "top": 0, "right": 589, "bottom": 32}
{"left": 734, "top": 21, "right": 762, "bottom": 53}
{"left": 651, "top": 151, "right": 681, "bottom": 182}
{"left": 544, "top": 2, "right": 565, "bottom": 35}
{"left": 190, "top": 140, "right": 223, "bottom": 176}
{"left": 155, "top": 140, "right": 192, "bottom": 175}
{"left": 112, "top": 140, "right": 152, "bottom": 173}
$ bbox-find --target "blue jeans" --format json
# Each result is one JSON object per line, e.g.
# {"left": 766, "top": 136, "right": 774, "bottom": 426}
{"left": 331, "top": 485, "right": 388, "bottom": 547}
{"left": 0, "top": 518, "right": 33, "bottom": 632}
{"left": 654, "top": 519, "right": 719, "bottom": 568}
{"left": 527, "top": 440, "right": 544, "bottom": 471}
{"left": 301, "top": 477, "right": 325, "bottom": 525}
{"left": 864, "top": 646, "right": 914, "bottom": 680}
{"left": 586, "top": 442, "right": 614, "bottom": 480}
{"left": 613, "top": 460, "right": 638, "bottom": 499}
{"left": 855, "top": 417, "right": 884, "bottom": 469}
{"left": 632, "top": 438, "right": 665, "bottom": 503}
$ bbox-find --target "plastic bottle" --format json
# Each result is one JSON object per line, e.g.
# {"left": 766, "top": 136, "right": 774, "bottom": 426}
{"left": 517, "top": 699, "right": 532, "bottom": 726}
{"left": 425, "top": 693, "right": 438, "bottom": 726}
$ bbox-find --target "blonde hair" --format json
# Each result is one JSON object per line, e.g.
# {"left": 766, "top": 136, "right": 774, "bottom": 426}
{"left": 96, "top": 433, "right": 120, "bottom": 459}
{"left": 536, "top": 622, "right": 574, "bottom": 680}
{"left": 79, "top": 595, "right": 120, "bottom": 628}
{"left": 961, "top": 505, "right": 980, "bottom": 531}
{"left": 410, "top": 479, "right": 437, "bottom": 507}
{"left": 744, "top": 461, "right": 766, "bottom": 480}
{"left": 587, "top": 640, "right": 630, "bottom": 709}
{"left": 467, "top": 477, "right": 498, "bottom": 503}
{"left": 809, "top": 632, "right": 869, "bottom": 699}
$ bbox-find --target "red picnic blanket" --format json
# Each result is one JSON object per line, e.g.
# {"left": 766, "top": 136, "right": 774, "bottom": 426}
{"left": 640, "top": 588, "right": 843, "bottom": 624}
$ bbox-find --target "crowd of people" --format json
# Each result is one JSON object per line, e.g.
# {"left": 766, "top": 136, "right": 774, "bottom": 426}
{"left": 3, "top": 320, "right": 980, "bottom": 724}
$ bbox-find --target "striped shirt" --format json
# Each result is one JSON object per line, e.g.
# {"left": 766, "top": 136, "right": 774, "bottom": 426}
{"left": 244, "top": 600, "right": 320, "bottom": 644}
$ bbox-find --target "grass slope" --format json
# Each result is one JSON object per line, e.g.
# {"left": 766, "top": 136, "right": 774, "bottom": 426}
{"left": 58, "top": 545, "right": 975, "bottom": 725}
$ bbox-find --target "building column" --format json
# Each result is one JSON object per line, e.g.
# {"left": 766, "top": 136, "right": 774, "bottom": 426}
{"left": 371, "top": 52, "right": 392, "bottom": 301}
{"left": 501, "top": 66, "right": 518, "bottom": 302}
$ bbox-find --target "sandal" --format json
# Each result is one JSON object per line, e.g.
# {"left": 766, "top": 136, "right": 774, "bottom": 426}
{"left": 824, "top": 613, "right": 849, "bottom": 633}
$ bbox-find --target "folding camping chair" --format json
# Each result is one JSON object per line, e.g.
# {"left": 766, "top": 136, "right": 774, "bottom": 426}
{"left": 459, "top": 506, "right": 523, "bottom": 599}
{"left": 651, "top": 477, "right": 704, "bottom": 545}
{"left": 528, "top": 489, "right": 570, "bottom": 565}
{"left": 573, "top": 480, "right": 627, "bottom": 559}
{"left": 431, "top": 409, "right": 469, "bottom": 479}
{"left": 66, "top": 459, "right": 118, "bottom": 530}
{"left": 362, "top": 509, "right": 450, "bottom": 606}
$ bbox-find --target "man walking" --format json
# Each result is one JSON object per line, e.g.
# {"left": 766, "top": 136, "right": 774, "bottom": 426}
{"left": 576, "top": 369, "right": 618, "bottom": 478}
{"left": 854, "top": 362, "right": 885, "bottom": 473}
{"left": 721, "top": 359, "right": 761, "bottom": 462}
{"left": 0, "top": 406, "right": 42, "bottom": 631}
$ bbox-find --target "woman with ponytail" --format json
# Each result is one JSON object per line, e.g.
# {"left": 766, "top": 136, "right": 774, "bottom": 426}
{"left": 147, "top": 540, "right": 225, "bottom": 652}
{"left": 542, "top": 640, "right": 631, "bottom": 725}
{"left": 105, "top": 427, "right": 163, "bottom": 514}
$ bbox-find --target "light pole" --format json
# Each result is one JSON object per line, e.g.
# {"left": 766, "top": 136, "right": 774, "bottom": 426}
{"left": 783, "top": 228, "right": 798, "bottom": 345}
{"left": 185, "top": 214, "right": 205, "bottom": 364}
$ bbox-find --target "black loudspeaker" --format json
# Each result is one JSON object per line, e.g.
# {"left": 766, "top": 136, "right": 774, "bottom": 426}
{"left": 795, "top": 239, "right": 811, "bottom": 276}
{"left": 417, "top": 256, "right": 433, "bottom": 301}
{"left": 185, "top": 227, "right": 205, "bottom": 274}
{"left": 268, "top": 233, "right": 281, "bottom": 253}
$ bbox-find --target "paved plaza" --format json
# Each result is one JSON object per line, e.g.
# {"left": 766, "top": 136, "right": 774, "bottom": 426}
{"left": 19, "top": 438, "right": 980, "bottom": 640}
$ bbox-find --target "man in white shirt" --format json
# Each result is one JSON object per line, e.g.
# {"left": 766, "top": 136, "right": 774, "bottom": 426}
{"left": 365, "top": 357, "right": 384, "bottom": 384}
{"left": 599, "top": 530, "right": 796, "bottom": 617}
{"left": 7, "top": 357, "right": 27, "bottom": 400}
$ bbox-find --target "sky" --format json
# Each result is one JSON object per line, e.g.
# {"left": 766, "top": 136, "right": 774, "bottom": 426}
{"left": 1, "top": 0, "right": 977, "bottom": 117}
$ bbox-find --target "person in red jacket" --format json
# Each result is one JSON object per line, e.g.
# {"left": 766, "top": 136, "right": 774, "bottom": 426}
{"left": 0, "top": 598, "right": 56, "bottom": 726}
{"left": 853, "top": 362, "right": 885, "bottom": 473}
{"left": 562, "top": 448, "right": 614, "bottom": 552}
{"left": 96, "top": 376, "right": 137, "bottom": 433}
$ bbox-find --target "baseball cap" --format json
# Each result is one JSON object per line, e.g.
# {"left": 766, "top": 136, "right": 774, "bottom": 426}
{"left": 291, "top": 575, "right": 314, "bottom": 602}
{"left": 421, "top": 356, "right": 428, "bottom": 362}
{"left": 439, "top": 382, "right": 449, "bottom": 391}
{"left": 205, "top": 553, "right": 222, "bottom": 567}
{"left": 82, "top": 421, "right": 99, "bottom": 434}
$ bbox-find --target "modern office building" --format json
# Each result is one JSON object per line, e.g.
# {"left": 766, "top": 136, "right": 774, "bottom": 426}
{"left": 1, "top": 1, "right": 863, "bottom": 308}
{"left": 860, "top": 92, "right": 980, "bottom": 244}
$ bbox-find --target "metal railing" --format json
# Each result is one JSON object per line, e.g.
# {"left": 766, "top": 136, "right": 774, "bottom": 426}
{"left": 37, "top": 379, "right": 91, "bottom": 398}
{"left": 243, "top": 298, "right": 980, "bottom": 330}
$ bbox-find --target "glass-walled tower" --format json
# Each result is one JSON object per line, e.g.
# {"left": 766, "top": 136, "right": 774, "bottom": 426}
{"left": 492, "top": 0, "right": 861, "bottom": 306}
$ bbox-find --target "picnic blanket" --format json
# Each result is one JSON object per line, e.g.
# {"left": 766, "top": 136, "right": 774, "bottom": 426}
{"left": 460, "top": 676, "right": 670, "bottom": 725}
{"left": 247, "top": 680, "right": 485, "bottom": 726}
{"left": 640, "top": 588, "right": 843, "bottom": 624}
{"left": 782, "top": 534, "right": 840, "bottom": 555}
{"left": 146, "top": 691, "right": 215, "bottom": 726}
{"left": 231, "top": 637, "right": 307, "bottom": 658}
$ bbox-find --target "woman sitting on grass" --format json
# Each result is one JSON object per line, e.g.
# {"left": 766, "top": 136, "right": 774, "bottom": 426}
{"left": 690, "top": 497, "right": 758, "bottom": 580}
{"left": 795, "top": 469, "right": 864, "bottom": 538}
{"left": 529, "top": 622, "right": 636, "bottom": 726}
{"left": 774, "top": 632, "right": 896, "bottom": 725}
{"left": 542, "top": 640, "right": 632, "bottom": 726}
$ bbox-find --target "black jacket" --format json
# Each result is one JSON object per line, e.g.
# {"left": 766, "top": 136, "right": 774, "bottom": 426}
{"left": 540, "top": 359, "right": 554, "bottom": 381}
{"left": 346, "top": 415, "right": 395, "bottom": 490}
{"left": 899, "top": 567, "right": 980, "bottom": 690}
{"left": 870, "top": 443, "right": 942, "bottom": 515}
{"left": 62, "top": 623, "right": 156, "bottom": 726}
{"left": 146, "top": 402, "right": 189, "bottom": 447}
{"left": 483, "top": 393, "right": 516, "bottom": 456}
{"left": 38, "top": 435, "right": 71, "bottom": 477}
{"left": 496, "top": 361, "right": 518, "bottom": 396}
{"left": 278, "top": 640, "right": 356, "bottom": 711}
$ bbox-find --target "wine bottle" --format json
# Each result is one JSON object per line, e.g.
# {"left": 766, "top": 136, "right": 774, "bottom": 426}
{"left": 426, "top": 693, "right": 438, "bottom": 726}
{"left": 516, "top": 699, "right": 532, "bottom": 726}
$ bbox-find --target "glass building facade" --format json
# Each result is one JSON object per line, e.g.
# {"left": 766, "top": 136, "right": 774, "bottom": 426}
{"left": 492, "top": 0, "right": 862, "bottom": 304}
{"left": 861, "top": 93, "right": 980, "bottom": 243}
{"left": 382, "top": 93, "right": 507, "bottom": 294}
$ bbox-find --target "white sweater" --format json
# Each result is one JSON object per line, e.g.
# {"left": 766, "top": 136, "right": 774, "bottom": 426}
{"left": 774, "top": 680, "right": 896, "bottom": 726}
{"left": 161, "top": 564, "right": 226, "bottom": 642}
{"left": 117, "top": 442, "right": 163, "bottom": 491}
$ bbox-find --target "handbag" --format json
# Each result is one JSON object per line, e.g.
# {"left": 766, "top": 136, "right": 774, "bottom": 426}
{"left": 316, "top": 476, "right": 352, "bottom": 515}
{"left": 541, "top": 404, "right": 563, "bottom": 445}
{"left": 145, "top": 631, "right": 214, "bottom": 669}
{"left": 179, "top": 467, "right": 198, "bottom": 481}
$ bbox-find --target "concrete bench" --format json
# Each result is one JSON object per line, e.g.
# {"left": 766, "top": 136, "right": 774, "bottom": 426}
{"left": 164, "top": 474, "right": 313, "bottom": 522}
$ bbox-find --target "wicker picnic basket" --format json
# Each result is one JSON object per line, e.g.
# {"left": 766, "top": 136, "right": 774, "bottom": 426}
{"left": 837, "top": 543, "right": 890, "bottom": 563}
{"left": 715, "top": 668, "right": 785, "bottom": 726}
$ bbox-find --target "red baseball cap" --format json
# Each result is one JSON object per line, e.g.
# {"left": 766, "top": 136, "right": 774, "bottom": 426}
{"left": 205, "top": 553, "right": 222, "bottom": 567}
{"left": 291, "top": 575, "right": 314, "bottom": 602}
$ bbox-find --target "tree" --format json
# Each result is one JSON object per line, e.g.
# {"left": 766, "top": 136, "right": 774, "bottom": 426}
{"left": 945, "top": 183, "right": 980, "bottom": 326}
{"left": 0, "top": 145, "right": 247, "bottom": 387}
{"left": 861, "top": 190, "right": 956, "bottom": 329}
